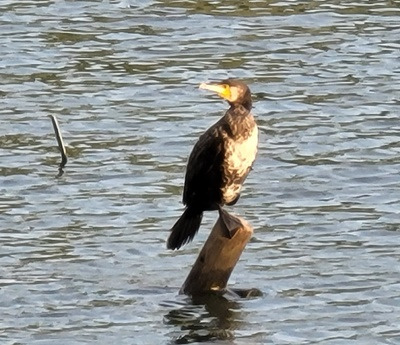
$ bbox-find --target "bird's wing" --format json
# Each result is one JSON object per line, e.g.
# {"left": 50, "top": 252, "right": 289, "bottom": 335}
{"left": 182, "top": 125, "right": 225, "bottom": 206}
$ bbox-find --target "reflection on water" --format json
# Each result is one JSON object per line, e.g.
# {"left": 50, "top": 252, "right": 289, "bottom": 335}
{"left": 164, "top": 294, "right": 240, "bottom": 343}
{"left": 1, "top": 0, "right": 400, "bottom": 344}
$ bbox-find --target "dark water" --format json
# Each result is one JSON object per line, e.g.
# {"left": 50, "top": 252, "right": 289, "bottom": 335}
{"left": 1, "top": 0, "right": 400, "bottom": 344}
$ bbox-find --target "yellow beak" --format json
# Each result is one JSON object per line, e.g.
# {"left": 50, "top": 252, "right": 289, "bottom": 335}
{"left": 199, "top": 82, "right": 231, "bottom": 100}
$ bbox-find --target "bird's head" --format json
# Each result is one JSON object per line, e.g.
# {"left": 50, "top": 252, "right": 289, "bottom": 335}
{"left": 199, "top": 79, "right": 252, "bottom": 110}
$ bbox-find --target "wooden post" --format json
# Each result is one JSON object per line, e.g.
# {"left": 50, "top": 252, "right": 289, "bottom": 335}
{"left": 180, "top": 209, "right": 253, "bottom": 296}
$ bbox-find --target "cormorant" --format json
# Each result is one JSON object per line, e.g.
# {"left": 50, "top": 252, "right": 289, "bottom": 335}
{"left": 167, "top": 79, "right": 258, "bottom": 250}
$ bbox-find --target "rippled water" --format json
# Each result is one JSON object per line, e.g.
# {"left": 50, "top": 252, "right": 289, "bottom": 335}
{"left": 1, "top": 0, "right": 400, "bottom": 344}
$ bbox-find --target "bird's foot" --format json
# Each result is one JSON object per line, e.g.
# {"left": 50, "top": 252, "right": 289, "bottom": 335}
{"left": 218, "top": 207, "right": 242, "bottom": 238}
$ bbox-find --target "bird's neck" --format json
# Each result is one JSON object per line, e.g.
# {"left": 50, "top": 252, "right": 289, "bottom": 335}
{"left": 229, "top": 99, "right": 252, "bottom": 112}
{"left": 224, "top": 105, "right": 256, "bottom": 139}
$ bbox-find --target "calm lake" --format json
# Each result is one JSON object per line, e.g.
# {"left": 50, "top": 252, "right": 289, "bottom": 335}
{"left": 1, "top": 0, "right": 400, "bottom": 344}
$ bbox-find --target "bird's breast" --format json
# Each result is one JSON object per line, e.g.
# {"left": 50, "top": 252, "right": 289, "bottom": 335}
{"left": 220, "top": 125, "right": 258, "bottom": 204}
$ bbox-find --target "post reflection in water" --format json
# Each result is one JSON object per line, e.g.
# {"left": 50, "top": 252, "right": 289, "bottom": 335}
{"left": 164, "top": 293, "right": 243, "bottom": 343}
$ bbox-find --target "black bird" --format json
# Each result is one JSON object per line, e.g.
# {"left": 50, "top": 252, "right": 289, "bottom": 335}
{"left": 167, "top": 79, "right": 258, "bottom": 250}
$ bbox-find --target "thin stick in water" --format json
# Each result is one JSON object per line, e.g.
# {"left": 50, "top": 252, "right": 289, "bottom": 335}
{"left": 49, "top": 115, "right": 67, "bottom": 176}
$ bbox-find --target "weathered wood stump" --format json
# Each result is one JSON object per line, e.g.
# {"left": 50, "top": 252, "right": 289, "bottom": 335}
{"left": 180, "top": 209, "right": 254, "bottom": 296}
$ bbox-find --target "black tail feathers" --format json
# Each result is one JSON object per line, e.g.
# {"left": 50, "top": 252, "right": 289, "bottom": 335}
{"left": 167, "top": 207, "right": 203, "bottom": 250}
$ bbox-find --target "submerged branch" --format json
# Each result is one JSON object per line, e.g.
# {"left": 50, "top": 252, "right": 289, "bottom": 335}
{"left": 49, "top": 115, "right": 67, "bottom": 177}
